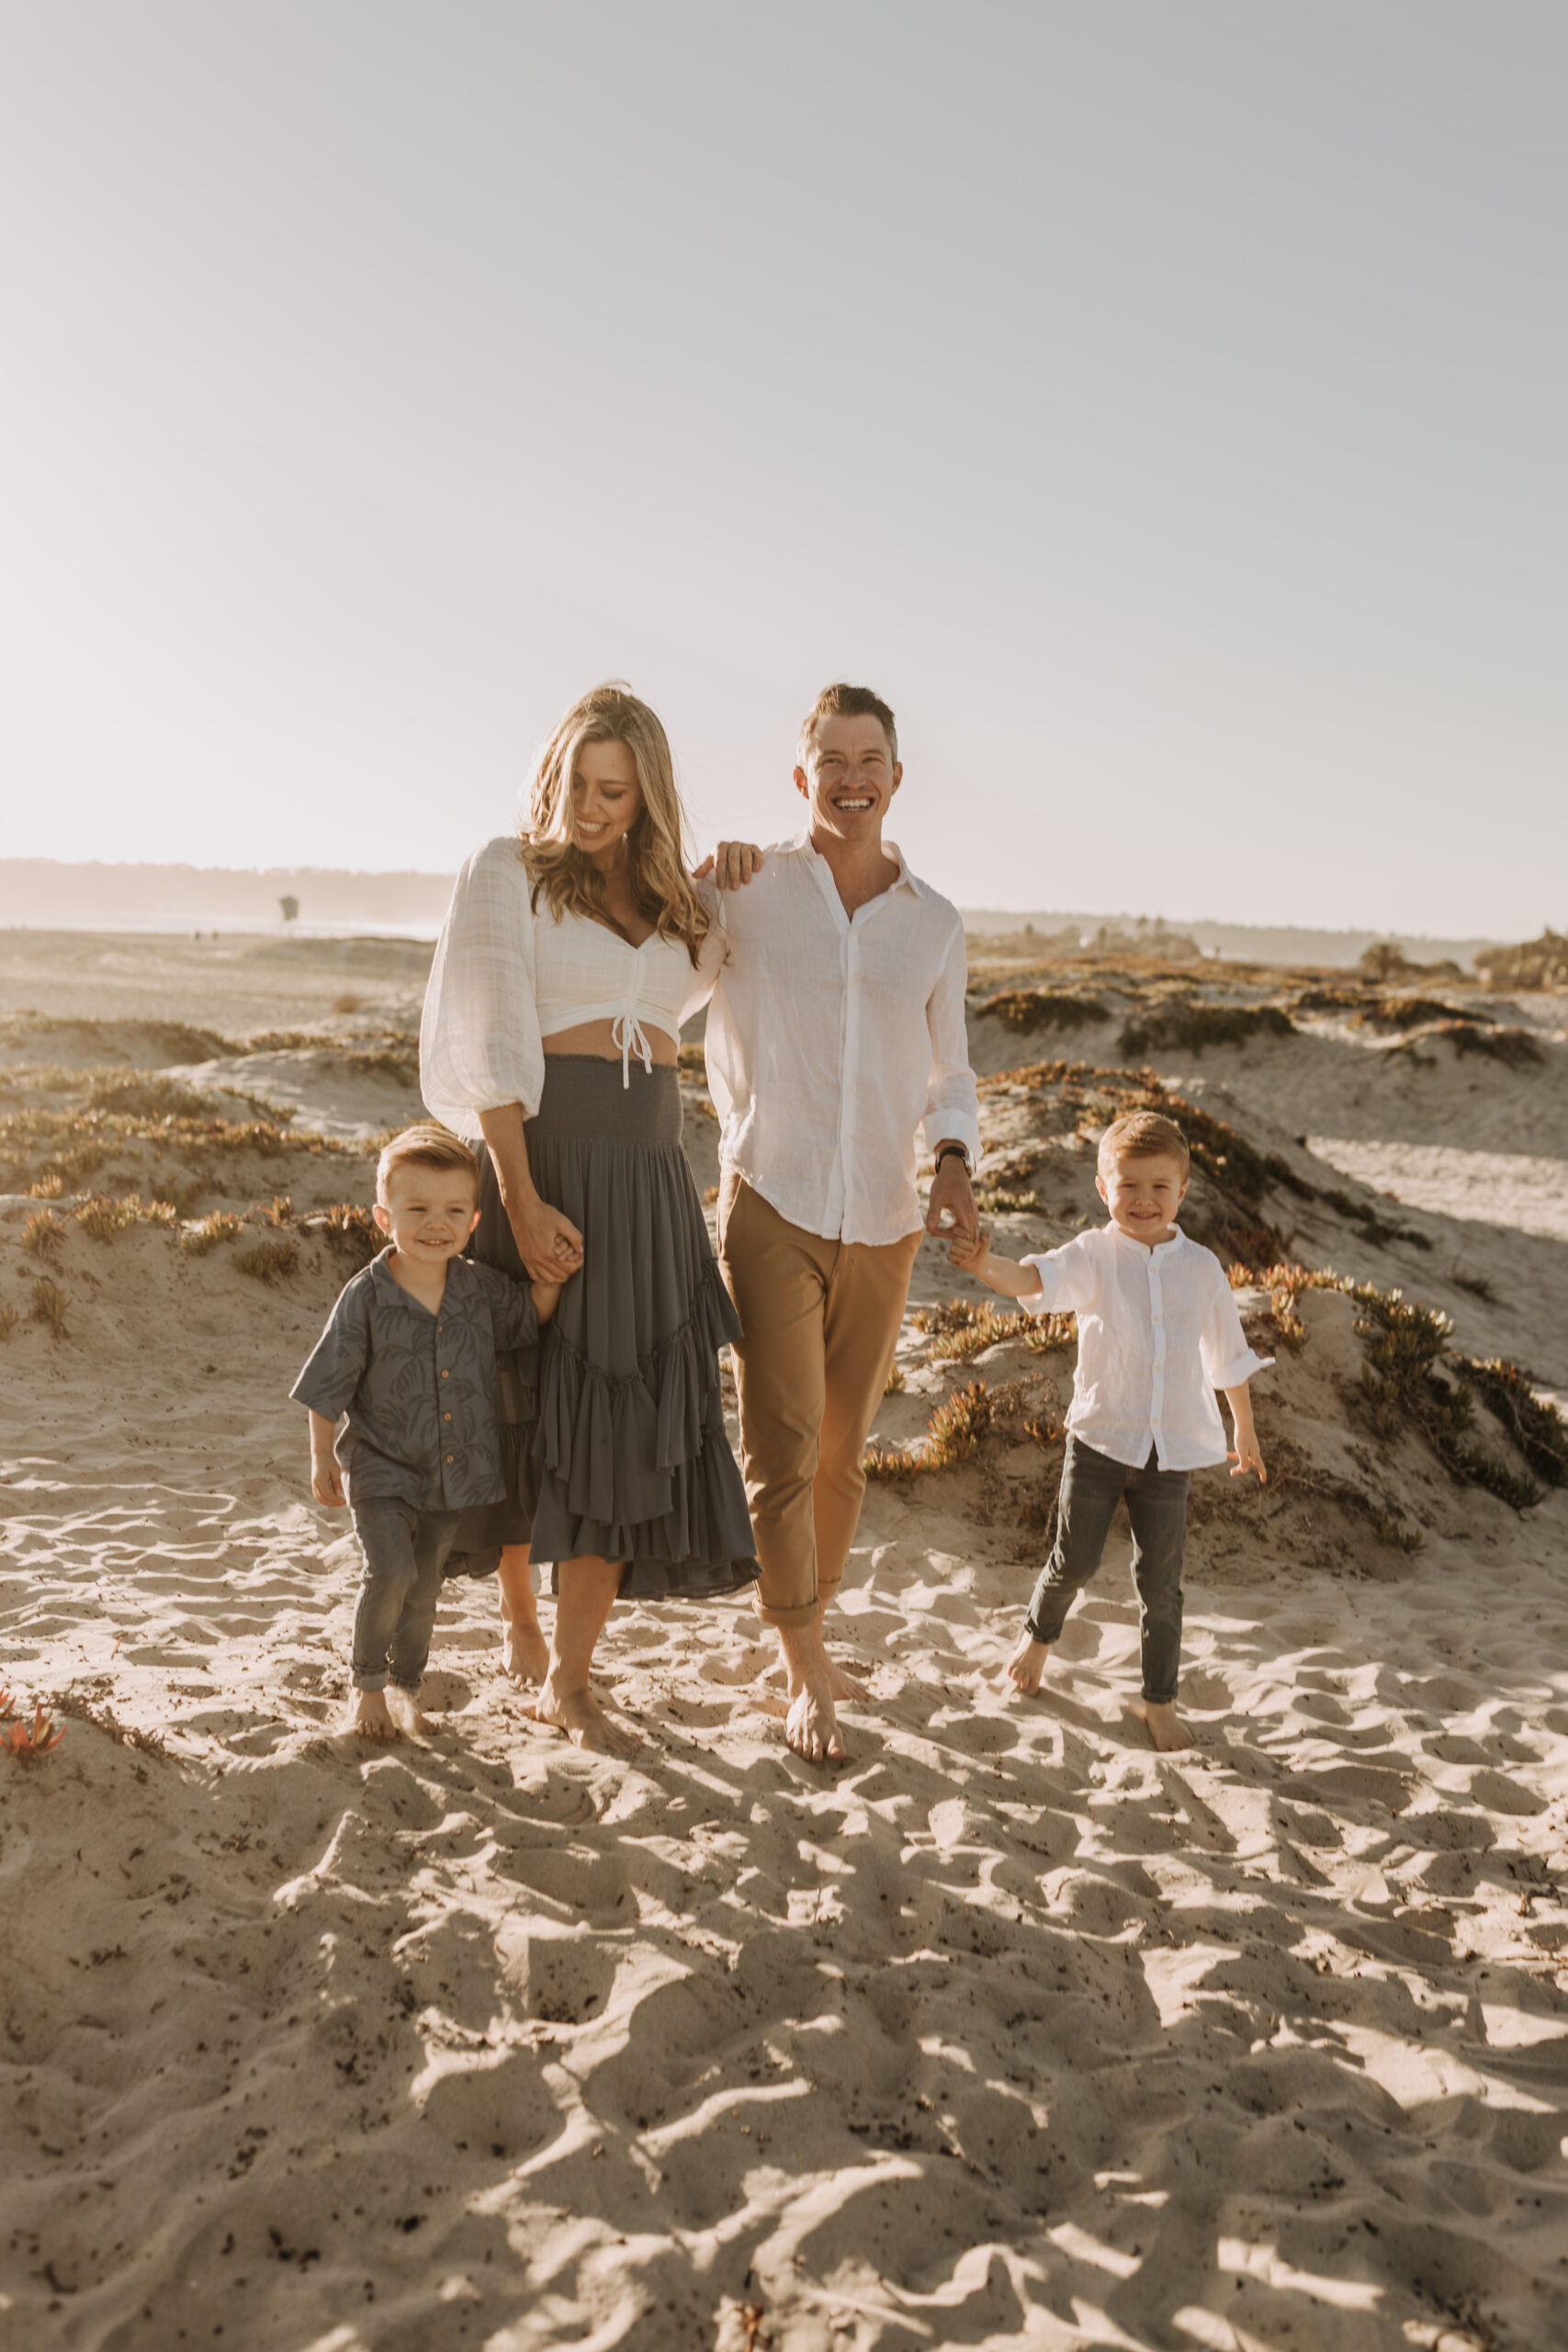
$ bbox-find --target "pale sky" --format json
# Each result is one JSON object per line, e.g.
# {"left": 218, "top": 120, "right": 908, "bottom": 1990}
{"left": 3, "top": 3, "right": 1562, "bottom": 936}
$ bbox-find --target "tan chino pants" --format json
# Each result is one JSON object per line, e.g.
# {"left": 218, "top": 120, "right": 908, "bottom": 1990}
{"left": 717, "top": 1171, "right": 921, "bottom": 1628}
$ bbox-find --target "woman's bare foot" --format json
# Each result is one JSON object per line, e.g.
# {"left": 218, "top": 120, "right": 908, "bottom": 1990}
{"left": 341, "top": 1689, "right": 398, "bottom": 1739}
{"left": 501, "top": 1618, "right": 550, "bottom": 1686}
{"left": 1003, "top": 1631, "right": 1050, "bottom": 1695}
{"left": 530, "top": 1674, "right": 637, "bottom": 1755}
{"left": 1134, "top": 1698, "right": 1194, "bottom": 1752}
{"left": 386, "top": 1687, "right": 432, "bottom": 1737}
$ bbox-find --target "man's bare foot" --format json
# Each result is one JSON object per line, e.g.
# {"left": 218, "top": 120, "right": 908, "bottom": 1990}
{"left": 1134, "top": 1698, "right": 1195, "bottom": 1752}
{"left": 530, "top": 1674, "right": 637, "bottom": 1755}
{"left": 826, "top": 1657, "right": 870, "bottom": 1704}
{"left": 776, "top": 1621, "right": 847, "bottom": 1765}
{"left": 501, "top": 1618, "right": 550, "bottom": 1686}
{"left": 1003, "top": 1631, "right": 1050, "bottom": 1696}
{"left": 341, "top": 1689, "right": 398, "bottom": 1739}
{"left": 386, "top": 1687, "right": 432, "bottom": 1737}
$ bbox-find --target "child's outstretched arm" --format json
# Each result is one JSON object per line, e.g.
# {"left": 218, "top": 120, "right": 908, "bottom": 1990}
{"left": 308, "top": 1408, "right": 346, "bottom": 1506}
{"left": 1224, "top": 1382, "right": 1267, "bottom": 1481}
{"left": 947, "top": 1227, "right": 1047, "bottom": 1304}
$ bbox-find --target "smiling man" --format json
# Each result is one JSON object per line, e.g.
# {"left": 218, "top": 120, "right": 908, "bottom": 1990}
{"left": 705, "top": 683, "right": 981, "bottom": 1763}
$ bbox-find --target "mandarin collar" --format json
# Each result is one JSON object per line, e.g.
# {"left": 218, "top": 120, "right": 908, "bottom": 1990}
{"left": 1107, "top": 1221, "right": 1187, "bottom": 1260}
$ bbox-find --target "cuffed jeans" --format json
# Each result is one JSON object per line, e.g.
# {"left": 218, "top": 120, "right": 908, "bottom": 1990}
{"left": 1024, "top": 1435, "right": 1190, "bottom": 1705}
{"left": 350, "top": 1501, "right": 459, "bottom": 1691}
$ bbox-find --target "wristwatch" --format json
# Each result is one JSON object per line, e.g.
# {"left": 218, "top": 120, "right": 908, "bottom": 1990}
{"left": 933, "top": 1142, "right": 973, "bottom": 1177}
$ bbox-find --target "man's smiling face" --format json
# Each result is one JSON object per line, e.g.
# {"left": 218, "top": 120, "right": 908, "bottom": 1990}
{"left": 795, "top": 712, "right": 902, "bottom": 850}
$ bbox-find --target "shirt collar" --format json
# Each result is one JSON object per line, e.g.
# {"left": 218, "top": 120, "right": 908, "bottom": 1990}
{"left": 1106, "top": 1221, "right": 1187, "bottom": 1260}
{"left": 787, "top": 831, "right": 924, "bottom": 899}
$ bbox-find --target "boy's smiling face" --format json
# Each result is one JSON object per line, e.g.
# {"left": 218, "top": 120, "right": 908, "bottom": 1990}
{"left": 1097, "top": 1148, "right": 1188, "bottom": 1248}
{"left": 373, "top": 1166, "right": 481, "bottom": 1262}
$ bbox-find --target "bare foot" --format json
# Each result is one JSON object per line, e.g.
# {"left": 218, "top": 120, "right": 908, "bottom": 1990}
{"left": 1134, "top": 1698, "right": 1195, "bottom": 1752}
{"left": 386, "top": 1687, "right": 432, "bottom": 1737}
{"left": 340, "top": 1689, "right": 398, "bottom": 1740}
{"left": 530, "top": 1674, "right": 637, "bottom": 1756}
{"left": 776, "top": 1621, "right": 847, "bottom": 1766}
{"left": 826, "top": 1657, "right": 870, "bottom": 1704}
{"left": 501, "top": 1618, "right": 550, "bottom": 1686}
{"left": 1002, "top": 1631, "right": 1050, "bottom": 1696}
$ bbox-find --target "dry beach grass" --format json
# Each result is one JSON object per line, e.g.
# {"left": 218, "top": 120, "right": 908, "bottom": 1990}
{"left": 3, "top": 929, "right": 1568, "bottom": 2350}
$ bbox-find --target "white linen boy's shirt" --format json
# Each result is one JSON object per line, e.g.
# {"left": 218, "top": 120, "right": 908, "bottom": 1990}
{"left": 703, "top": 834, "right": 981, "bottom": 1247}
{"left": 1021, "top": 1225, "right": 1269, "bottom": 1472}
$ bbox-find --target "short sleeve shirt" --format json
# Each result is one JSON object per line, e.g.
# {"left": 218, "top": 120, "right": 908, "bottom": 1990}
{"left": 290, "top": 1250, "right": 538, "bottom": 1510}
{"left": 1021, "top": 1224, "right": 1270, "bottom": 1472}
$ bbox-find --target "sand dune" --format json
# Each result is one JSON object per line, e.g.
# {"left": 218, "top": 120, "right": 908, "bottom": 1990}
{"left": 4, "top": 939, "right": 1568, "bottom": 2350}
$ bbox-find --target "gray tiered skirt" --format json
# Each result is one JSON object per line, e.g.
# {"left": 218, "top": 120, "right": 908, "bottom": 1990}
{"left": 453, "top": 1055, "right": 759, "bottom": 1601}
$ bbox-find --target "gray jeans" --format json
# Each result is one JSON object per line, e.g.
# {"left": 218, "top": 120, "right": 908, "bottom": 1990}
{"left": 350, "top": 1501, "right": 459, "bottom": 1691}
{"left": 1024, "top": 1435, "right": 1190, "bottom": 1705}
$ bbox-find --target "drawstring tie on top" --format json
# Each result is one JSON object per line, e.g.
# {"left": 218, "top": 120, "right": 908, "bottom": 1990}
{"left": 611, "top": 1010, "right": 655, "bottom": 1087}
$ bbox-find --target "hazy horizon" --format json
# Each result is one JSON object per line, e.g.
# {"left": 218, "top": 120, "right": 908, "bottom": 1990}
{"left": 5, "top": 6, "right": 1564, "bottom": 936}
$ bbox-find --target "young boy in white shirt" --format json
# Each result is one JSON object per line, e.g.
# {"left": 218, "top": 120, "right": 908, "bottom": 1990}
{"left": 947, "top": 1110, "right": 1268, "bottom": 1751}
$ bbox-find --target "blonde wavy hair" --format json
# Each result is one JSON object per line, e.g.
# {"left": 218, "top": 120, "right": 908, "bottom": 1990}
{"left": 519, "top": 684, "right": 710, "bottom": 961}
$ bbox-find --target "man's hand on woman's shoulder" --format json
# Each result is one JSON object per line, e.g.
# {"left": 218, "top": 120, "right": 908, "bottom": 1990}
{"left": 694, "top": 842, "right": 765, "bottom": 891}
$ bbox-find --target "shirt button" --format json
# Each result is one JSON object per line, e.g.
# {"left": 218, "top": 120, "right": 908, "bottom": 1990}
{"left": 446, "top": 1454, "right": 455, "bottom": 1464}
{"left": 443, "top": 1411, "right": 452, "bottom": 1422}
{"left": 441, "top": 1368, "right": 449, "bottom": 1378}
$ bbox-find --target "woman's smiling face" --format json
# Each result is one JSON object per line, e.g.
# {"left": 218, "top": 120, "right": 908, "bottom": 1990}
{"left": 570, "top": 739, "right": 644, "bottom": 865}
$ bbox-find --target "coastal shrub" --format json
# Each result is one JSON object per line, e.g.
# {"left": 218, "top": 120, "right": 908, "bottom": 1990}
{"left": 21, "top": 1209, "right": 64, "bottom": 1258}
{"left": 234, "top": 1238, "right": 299, "bottom": 1284}
{"left": 0, "top": 1103, "right": 354, "bottom": 1196}
{"left": 1438, "top": 1020, "right": 1541, "bottom": 1069}
{"left": 1, "top": 1690, "right": 66, "bottom": 1761}
{"left": 346, "top": 1045, "right": 419, "bottom": 1083}
{"left": 865, "top": 1380, "right": 993, "bottom": 1477}
{"left": 180, "top": 1210, "right": 245, "bottom": 1256}
{"left": 1472, "top": 928, "right": 1568, "bottom": 991}
{"left": 1349, "top": 997, "right": 1478, "bottom": 1033}
{"left": 74, "top": 1193, "right": 143, "bottom": 1241}
{"left": 1319, "top": 1186, "right": 1433, "bottom": 1251}
{"left": 319, "top": 1202, "right": 382, "bottom": 1269}
{"left": 974, "top": 1186, "right": 1039, "bottom": 1214}
{"left": 913, "top": 1298, "right": 1076, "bottom": 1362}
{"left": 29, "top": 1276, "right": 69, "bottom": 1337}
{"left": 1465, "top": 1358, "right": 1568, "bottom": 1487}
{"left": 985, "top": 989, "right": 1109, "bottom": 1036}
{"left": 1118, "top": 1003, "right": 1295, "bottom": 1058}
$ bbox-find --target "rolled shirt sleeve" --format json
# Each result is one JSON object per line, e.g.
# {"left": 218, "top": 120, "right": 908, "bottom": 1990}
{"left": 918, "top": 915, "right": 981, "bottom": 1166}
{"left": 420, "top": 836, "right": 546, "bottom": 1137}
{"left": 290, "top": 1282, "right": 371, "bottom": 1421}
{"left": 1201, "top": 1268, "right": 1273, "bottom": 1392}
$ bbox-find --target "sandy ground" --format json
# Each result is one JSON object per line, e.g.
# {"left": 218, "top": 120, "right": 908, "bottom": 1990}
{"left": 4, "top": 934, "right": 1568, "bottom": 2352}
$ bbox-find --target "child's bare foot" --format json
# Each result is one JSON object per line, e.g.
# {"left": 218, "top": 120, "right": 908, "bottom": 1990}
{"left": 1003, "top": 1631, "right": 1050, "bottom": 1695}
{"left": 530, "top": 1674, "right": 637, "bottom": 1756}
{"left": 386, "top": 1687, "right": 432, "bottom": 1737}
{"left": 340, "top": 1689, "right": 398, "bottom": 1740}
{"left": 501, "top": 1618, "right": 550, "bottom": 1686}
{"left": 1134, "top": 1698, "right": 1195, "bottom": 1752}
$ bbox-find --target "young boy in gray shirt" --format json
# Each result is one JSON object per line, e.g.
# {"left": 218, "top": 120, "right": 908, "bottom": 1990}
{"left": 292, "top": 1125, "right": 558, "bottom": 1739}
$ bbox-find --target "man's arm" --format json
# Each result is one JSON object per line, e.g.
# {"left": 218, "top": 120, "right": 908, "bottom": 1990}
{"left": 923, "top": 918, "right": 982, "bottom": 1242}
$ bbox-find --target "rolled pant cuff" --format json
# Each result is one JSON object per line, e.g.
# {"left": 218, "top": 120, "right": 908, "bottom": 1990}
{"left": 751, "top": 1591, "right": 822, "bottom": 1629}
{"left": 353, "top": 1671, "right": 390, "bottom": 1692}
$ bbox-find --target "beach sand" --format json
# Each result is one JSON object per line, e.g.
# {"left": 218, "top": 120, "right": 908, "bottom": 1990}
{"left": 4, "top": 933, "right": 1567, "bottom": 2351}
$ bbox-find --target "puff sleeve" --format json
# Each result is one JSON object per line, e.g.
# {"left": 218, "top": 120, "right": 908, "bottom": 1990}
{"left": 419, "top": 837, "right": 546, "bottom": 1136}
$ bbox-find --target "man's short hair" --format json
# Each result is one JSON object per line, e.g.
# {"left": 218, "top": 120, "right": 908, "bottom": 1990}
{"left": 1097, "top": 1110, "right": 1190, "bottom": 1178}
{"left": 376, "top": 1124, "right": 479, "bottom": 1203}
{"left": 797, "top": 682, "right": 898, "bottom": 768}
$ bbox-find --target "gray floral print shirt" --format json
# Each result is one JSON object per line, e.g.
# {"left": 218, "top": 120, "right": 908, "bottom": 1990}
{"left": 291, "top": 1250, "right": 538, "bottom": 1510}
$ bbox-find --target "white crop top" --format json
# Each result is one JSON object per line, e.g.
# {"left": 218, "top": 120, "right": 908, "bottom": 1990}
{"left": 419, "top": 835, "right": 724, "bottom": 1134}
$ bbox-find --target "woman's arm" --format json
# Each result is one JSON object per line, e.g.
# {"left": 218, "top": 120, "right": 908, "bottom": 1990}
{"left": 478, "top": 1102, "right": 583, "bottom": 1284}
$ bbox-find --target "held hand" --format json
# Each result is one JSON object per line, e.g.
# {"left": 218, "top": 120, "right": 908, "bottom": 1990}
{"left": 310, "top": 1454, "right": 346, "bottom": 1508}
{"left": 1228, "top": 1432, "right": 1267, "bottom": 1482}
{"left": 513, "top": 1196, "right": 584, "bottom": 1287}
{"left": 926, "top": 1155, "right": 978, "bottom": 1246}
{"left": 694, "top": 841, "right": 765, "bottom": 891}
{"left": 947, "top": 1225, "right": 992, "bottom": 1277}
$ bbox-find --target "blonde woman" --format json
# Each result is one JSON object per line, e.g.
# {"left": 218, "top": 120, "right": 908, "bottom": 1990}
{"left": 420, "top": 684, "right": 758, "bottom": 1748}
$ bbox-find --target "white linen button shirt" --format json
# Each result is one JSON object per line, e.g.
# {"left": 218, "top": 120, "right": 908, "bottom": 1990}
{"left": 1021, "top": 1225, "right": 1270, "bottom": 1471}
{"left": 703, "top": 834, "right": 981, "bottom": 1247}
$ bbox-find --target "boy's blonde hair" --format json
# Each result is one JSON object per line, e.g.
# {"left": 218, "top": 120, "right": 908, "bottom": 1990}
{"left": 376, "top": 1124, "right": 479, "bottom": 1204}
{"left": 797, "top": 682, "right": 898, "bottom": 768}
{"left": 519, "top": 682, "right": 710, "bottom": 964}
{"left": 1097, "top": 1110, "right": 1190, "bottom": 1178}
